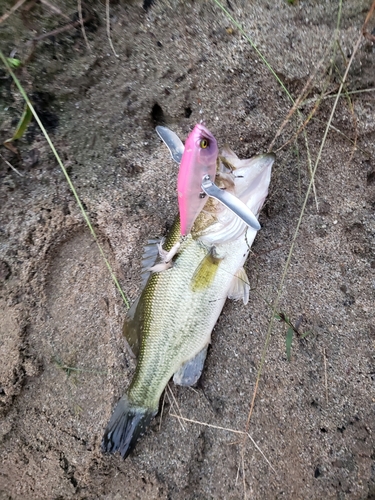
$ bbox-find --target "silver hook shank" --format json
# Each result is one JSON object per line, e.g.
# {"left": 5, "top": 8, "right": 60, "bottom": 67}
{"left": 201, "top": 175, "right": 261, "bottom": 231}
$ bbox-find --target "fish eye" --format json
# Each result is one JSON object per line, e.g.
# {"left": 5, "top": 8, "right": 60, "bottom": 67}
{"left": 200, "top": 138, "right": 209, "bottom": 149}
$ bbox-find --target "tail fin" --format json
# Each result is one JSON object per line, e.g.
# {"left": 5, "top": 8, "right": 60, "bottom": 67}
{"left": 101, "top": 396, "right": 155, "bottom": 459}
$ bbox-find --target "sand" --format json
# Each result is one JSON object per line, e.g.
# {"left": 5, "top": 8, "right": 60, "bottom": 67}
{"left": 0, "top": 0, "right": 374, "bottom": 498}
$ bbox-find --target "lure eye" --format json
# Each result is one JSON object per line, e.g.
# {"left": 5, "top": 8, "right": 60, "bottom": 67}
{"left": 200, "top": 138, "right": 209, "bottom": 149}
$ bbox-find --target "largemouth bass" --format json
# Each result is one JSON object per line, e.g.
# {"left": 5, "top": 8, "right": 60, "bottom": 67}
{"left": 101, "top": 128, "right": 275, "bottom": 459}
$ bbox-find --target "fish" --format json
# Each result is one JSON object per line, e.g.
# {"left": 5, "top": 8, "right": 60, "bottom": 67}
{"left": 177, "top": 123, "right": 218, "bottom": 236}
{"left": 101, "top": 135, "right": 275, "bottom": 459}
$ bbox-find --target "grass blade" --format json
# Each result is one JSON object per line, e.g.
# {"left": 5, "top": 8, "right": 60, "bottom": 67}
{"left": 286, "top": 327, "right": 293, "bottom": 362}
{"left": 4, "top": 103, "right": 32, "bottom": 143}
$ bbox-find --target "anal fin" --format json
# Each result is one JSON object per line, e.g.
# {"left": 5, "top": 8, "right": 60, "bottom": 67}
{"left": 173, "top": 346, "right": 208, "bottom": 387}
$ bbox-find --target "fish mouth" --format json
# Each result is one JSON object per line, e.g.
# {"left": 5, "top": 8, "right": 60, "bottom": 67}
{"left": 194, "top": 152, "right": 275, "bottom": 245}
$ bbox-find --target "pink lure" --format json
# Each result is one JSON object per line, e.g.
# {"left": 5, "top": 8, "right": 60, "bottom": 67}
{"left": 178, "top": 124, "right": 218, "bottom": 236}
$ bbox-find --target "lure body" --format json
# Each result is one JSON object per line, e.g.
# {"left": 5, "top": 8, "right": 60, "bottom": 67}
{"left": 177, "top": 124, "right": 218, "bottom": 236}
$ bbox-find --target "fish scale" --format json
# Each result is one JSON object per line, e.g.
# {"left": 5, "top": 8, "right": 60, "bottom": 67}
{"left": 128, "top": 230, "right": 240, "bottom": 410}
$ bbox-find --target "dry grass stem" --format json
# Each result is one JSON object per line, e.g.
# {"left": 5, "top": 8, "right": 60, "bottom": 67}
{"left": 247, "top": 432, "right": 277, "bottom": 474}
{"left": 169, "top": 413, "right": 276, "bottom": 473}
{"left": 268, "top": 54, "right": 326, "bottom": 152}
{"left": 40, "top": 0, "right": 70, "bottom": 20}
{"left": 362, "top": 0, "right": 375, "bottom": 41}
{"left": 106, "top": 0, "right": 119, "bottom": 58}
{"left": 235, "top": 461, "right": 240, "bottom": 485}
{"left": 275, "top": 100, "right": 324, "bottom": 154}
{"left": 323, "top": 348, "right": 328, "bottom": 404}
{"left": 166, "top": 385, "right": 185, "bottom": 431}
{"left": 0, "top": 153, "right": 24, "bottom": 177}
{"left": 159, "top": 391, "right": 166, "bottom": 431}
{"left": 78, "top": 0, "right": 91, "bottom": 51}
{"left": 170, "top": 413, "right": 244, "bottom": 435}
{"left": 325, "top": 121, "right": 371, "bottom": 157}
{"left": 333, "top": 67, "right": 359, "bottom": 169}
{"left": 242, "top": 452, "right": 247, "bottom": 500}
{"left": 243, "top": 10, "right": 363, "bottom": 451}
{"left": 32, "top": 15, "right": 91, "bottom": 42}
{"left": 0, "top": 0, "right": 27, "bottom": 24}
{"left": 302, "top": 87, "right": 375, "bottom": 107}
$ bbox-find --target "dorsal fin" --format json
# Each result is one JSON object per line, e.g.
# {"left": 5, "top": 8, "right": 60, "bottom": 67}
{"left": 123, "top": 296, "right": 142, "bottom": 358}
{"left": 124, "top": 239, "right": 161, "bottom": 358}
{"left": 141, "top": 238, "right": 161, "bottom": 287}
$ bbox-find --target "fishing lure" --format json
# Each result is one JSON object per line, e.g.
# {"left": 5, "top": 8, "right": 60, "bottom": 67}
{"left": 156, "top": 124, "right": 261, "bottom": 236}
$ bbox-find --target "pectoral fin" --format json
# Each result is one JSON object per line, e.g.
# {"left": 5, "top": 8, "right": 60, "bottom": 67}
{"left": 173, "top": 346, "right": 208, "bottom": 386}
{"left": 227, "top": 267, "right": 250, "bottom": 305}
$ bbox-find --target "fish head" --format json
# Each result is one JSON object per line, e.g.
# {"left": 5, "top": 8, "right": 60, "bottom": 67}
{"left": 227, "top": 152, "right": 274, "bottom": 216}
{"left": 177, "top": 124, "right": 218, "bottom": 236}
{"left": 194, "top": 151, "right": 275, "bottom": 246}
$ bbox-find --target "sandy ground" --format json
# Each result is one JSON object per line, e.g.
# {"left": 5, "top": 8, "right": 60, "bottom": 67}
{"left": 0, "top": 0, "right": 375, "bottom": 498}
